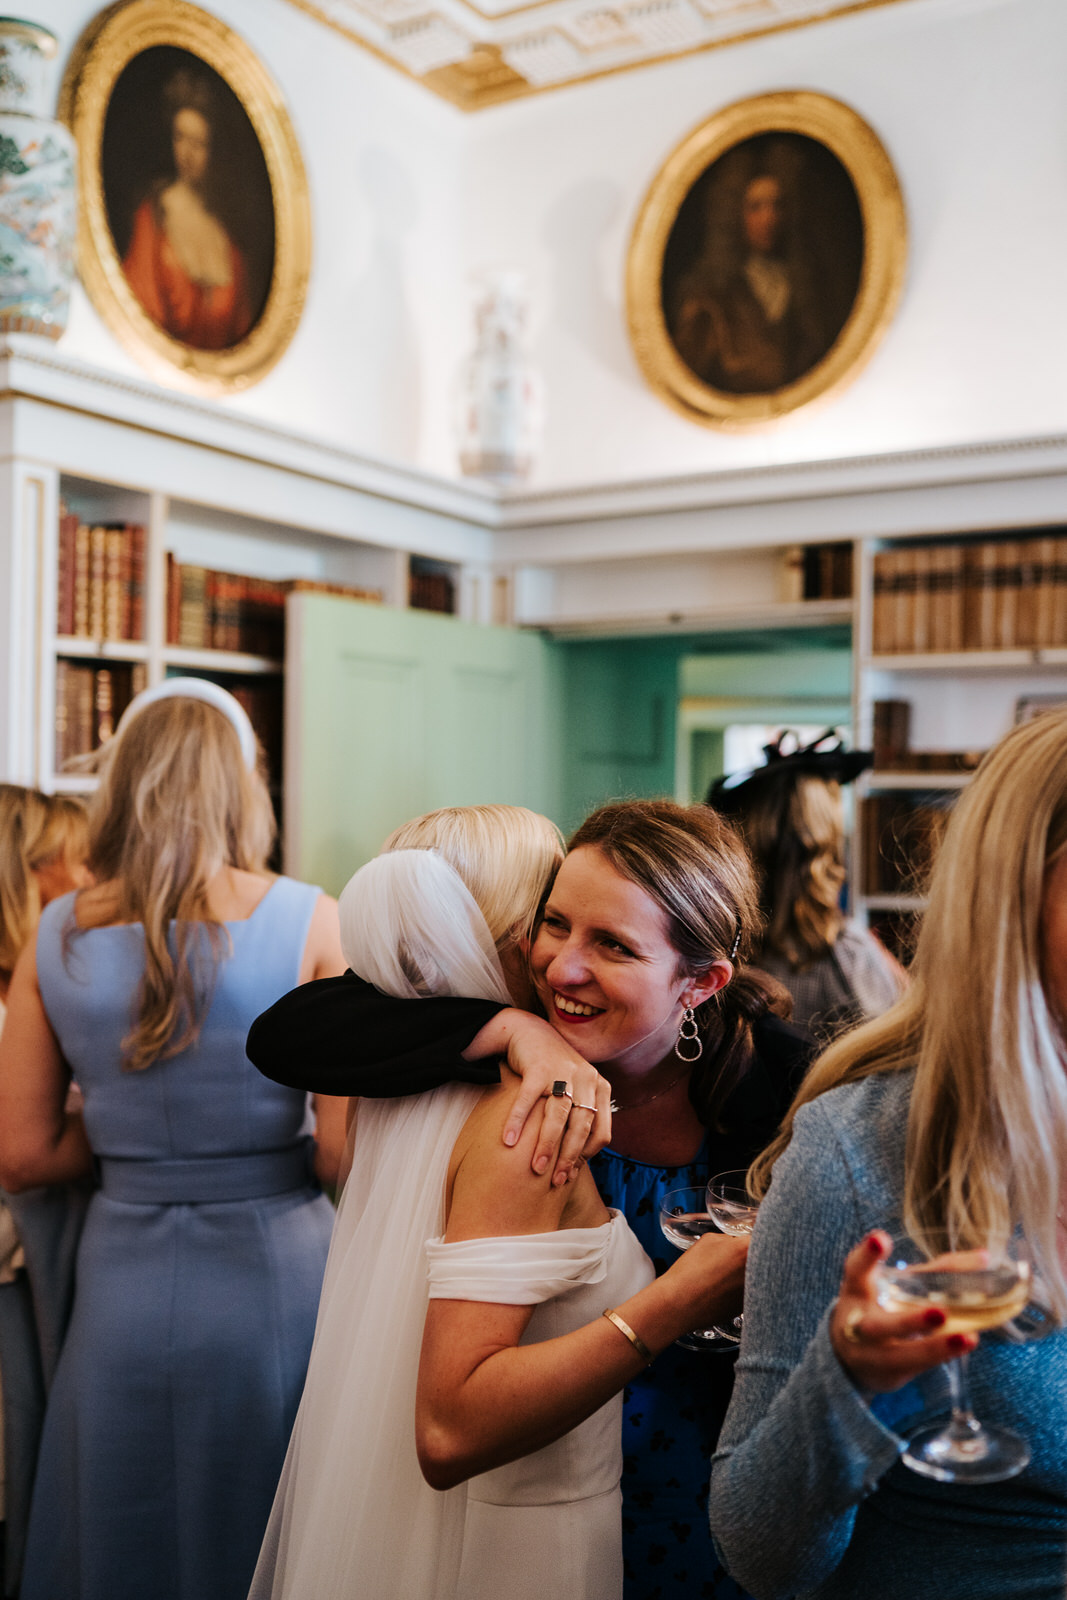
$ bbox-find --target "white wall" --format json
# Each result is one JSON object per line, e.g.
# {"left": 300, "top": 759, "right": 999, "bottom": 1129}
{"left": 30, "top": 0, "right": 1067, "bottom": 491}
{"left": 37, "top": 0, "right": 470, "bottom": 474}
{"left": 459, "top": 0, "right": 1067, "bottom": 487}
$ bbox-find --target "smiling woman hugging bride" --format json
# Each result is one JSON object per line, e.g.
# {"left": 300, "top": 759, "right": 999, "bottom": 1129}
{"left": 249, "top": 803, "right": 748, "bottom": 1600}
{"left": 250, "top": 798, "right": 814, "bottom": 1600}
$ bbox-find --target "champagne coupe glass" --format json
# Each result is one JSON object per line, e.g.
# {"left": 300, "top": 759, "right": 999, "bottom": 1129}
{"left": 705, "top": 1170, "right": 761, "bottom": 1342}
{"left": 658, "top": 1185, "right": 738, "bottom": 1351}
{"left": 874, "top": 1232, "right": 1032, "bottom": 1484}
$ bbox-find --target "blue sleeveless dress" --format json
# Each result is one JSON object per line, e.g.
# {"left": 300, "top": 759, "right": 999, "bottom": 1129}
{"left": 21, "top": 878, "right": 336, "bottom": 1600}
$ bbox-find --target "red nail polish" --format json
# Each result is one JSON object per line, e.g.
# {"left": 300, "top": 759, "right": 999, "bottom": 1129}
{"left": 866, "top": 1233, "right": 884, "bottom": 1256}
{"left": 924, "top": 1308, "right": 946, "bottom": 1329}
{"left": 948, "top": 1334, "right": 971, "bottom": 1353}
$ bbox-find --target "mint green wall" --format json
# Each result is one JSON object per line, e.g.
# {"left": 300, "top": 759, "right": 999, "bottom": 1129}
{"left": 679, "top": 644, "right": 853, "bottom": 701}
{"left": 554, "top": 636, "right": 684, "bottom": 832}
{"left": 287, "top": 594, "right": 563, "bottom": 892}
{"left": 555, "top": 628, "right": 852, "bottom": 833}
{"left": 287, "top": 601, "right": 851, "bottom": 886}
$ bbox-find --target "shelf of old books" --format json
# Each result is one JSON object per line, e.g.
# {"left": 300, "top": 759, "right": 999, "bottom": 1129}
{"left": 46, "top": 478, "right": 390, "bottom": 808}
{"left": 854, "top": 527, "right": 1067, "bottom": 951}
{"left": 870, "top": 531, "right": 1067, "bottom": 657}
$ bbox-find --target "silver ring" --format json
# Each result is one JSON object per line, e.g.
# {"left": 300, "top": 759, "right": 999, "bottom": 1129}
{"left": 572, "top": 1101, "right": 597, "bottom": 1113}
{"left": 551, "top": 1081, "right": 572, "bottom": 1099}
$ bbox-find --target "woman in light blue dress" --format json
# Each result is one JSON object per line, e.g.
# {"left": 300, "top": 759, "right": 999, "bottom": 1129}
{"left": 0, "top": 681, "right": 346, "bottom": 1600}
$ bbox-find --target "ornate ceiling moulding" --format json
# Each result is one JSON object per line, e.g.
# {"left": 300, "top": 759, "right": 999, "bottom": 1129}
{"left": 285, "top": 0, "right": 920, "bottom": 110}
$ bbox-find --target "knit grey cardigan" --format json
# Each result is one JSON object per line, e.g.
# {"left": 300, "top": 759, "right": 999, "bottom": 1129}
{"left": 709, "top": 1072, "right": 1067, "bottom": 1600}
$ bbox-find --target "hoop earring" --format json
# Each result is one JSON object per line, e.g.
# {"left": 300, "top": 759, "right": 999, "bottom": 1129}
{"left": 675, "top": 1006, "right": 703, "bottom": 1063}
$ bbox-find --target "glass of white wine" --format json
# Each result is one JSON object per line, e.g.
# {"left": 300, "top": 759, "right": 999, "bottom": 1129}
{"left": 704, "top": 1170, "right": 760, "bottom": 1343}
{"left": 658, "top": 1185, "right": 738, "bottom": 1350}
{"left": 874, "top": 1232, "right": 1032, "bottom": 1484}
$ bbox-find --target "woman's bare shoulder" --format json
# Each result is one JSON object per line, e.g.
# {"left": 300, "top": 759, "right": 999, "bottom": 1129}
{"left": 446, "top": 1069, "right": 607, "bottom": 1241}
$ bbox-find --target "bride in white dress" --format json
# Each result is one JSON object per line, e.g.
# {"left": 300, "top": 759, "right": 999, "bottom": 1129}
{"left": 249, "top": 805, "right": 746, "bottom": 1600}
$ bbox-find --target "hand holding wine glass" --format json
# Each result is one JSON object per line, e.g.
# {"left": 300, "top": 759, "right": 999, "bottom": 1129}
{"left": 872, "top": 1231, "right": 1031, "bottom": 1483}
{"left": 830, "top": 1231, "right": 978, "bottom": 1392}
{"left": 831, "top": 1229, "right": 1032, "bottom": 1483}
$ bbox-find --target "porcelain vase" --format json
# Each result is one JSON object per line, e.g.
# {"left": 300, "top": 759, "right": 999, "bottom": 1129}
{"left": 457, "top": 272, "right": 542, "bottom": 483}
{"left": 0, "top": 19, "right": 76, "bottom": 338}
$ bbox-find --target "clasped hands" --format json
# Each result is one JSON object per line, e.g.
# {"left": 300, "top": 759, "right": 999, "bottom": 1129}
{"left": 500, "top": 1038, "right": 613, "bottom": 1185}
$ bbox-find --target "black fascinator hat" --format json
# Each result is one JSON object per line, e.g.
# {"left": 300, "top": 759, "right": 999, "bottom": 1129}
{"left": 707, "top": 729, "right": 872, "bottom": 815}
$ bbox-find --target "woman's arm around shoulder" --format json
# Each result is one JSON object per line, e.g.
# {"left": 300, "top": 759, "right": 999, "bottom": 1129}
{"left": 0, "top": 937, "right": 92, "bottom": 1191}
{"left": 247, "top": 965, "right": 609, "bottom": 1182}
{"left": 246, "top": 970, "right": 504, "bottom": 1096}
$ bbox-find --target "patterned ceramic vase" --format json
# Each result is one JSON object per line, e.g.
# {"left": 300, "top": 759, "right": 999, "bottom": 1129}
{"left": 0, "top": 19, "right": 76, "bottom": 338}
{"left": 457, "top": 271, "right": 543, "bottom": 483}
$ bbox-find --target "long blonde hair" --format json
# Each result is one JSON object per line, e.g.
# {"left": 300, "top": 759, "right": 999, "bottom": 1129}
{"left": 87, "top": 696, "right": 274, "bottom": 1069}
{"left": 382, "top": 804, "right": 564, "bottom": 955}
{"left": 0, "top": 786, "right": 88, "bottom": 978}
{"left": 751, "top": 711, "right": 1067, "bottom": 1315}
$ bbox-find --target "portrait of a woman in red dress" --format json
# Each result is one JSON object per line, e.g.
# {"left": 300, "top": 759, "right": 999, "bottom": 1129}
{"left": 122, "top": 72, "right": 252, "bottom": 349}
{"left": 103, "top": 52, "right": 274, "bottom": 355}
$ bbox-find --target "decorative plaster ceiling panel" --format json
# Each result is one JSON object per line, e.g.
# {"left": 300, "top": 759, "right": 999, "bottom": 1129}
{"left": 286, "top": 0, "right": 920, "bottom": 107}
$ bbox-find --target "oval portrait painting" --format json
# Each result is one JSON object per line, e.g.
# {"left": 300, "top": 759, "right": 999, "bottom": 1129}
{"left": 62, "top": 0, "right": 310, "bottom": 394}
{"left": 104, "top": 47, "right": 273, "bottom": 353}
{"left": 627, "top": 93, "right": 907, "bottom": 427}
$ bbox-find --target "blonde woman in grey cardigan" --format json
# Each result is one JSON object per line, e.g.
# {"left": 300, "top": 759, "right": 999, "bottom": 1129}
{"left": 709, "top": 711, "right": 1067, "bottom": 1600}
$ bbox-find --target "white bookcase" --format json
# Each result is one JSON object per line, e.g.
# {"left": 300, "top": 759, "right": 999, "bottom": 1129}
{"left": 7, "top": 337, "right": 1067, "bottom": 895}
{"left": 851, "top": 531, "right": 1067, "bottom": 943}
{"left": 0, "top": 342, "right": 495, "bottom": 822}
{"left": 41, "top": 475, "right": 422, "bottom": 797}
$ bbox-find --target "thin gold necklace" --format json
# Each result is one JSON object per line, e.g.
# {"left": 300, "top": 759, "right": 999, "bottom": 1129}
{"left": 610, "top": 1064, "right": 691, "bottom": 1114}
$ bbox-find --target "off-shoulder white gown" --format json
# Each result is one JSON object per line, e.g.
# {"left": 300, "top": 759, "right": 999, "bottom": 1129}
{"left": 249, "top": 1085, "right": 653, "bottom": 1600}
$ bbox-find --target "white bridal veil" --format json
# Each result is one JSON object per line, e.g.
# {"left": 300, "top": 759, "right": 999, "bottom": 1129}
{"left": 250, "top": 850, "right": 512, "bottom": 1600}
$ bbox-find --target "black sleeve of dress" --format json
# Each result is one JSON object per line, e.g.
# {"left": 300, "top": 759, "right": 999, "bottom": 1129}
{"left": 705, "top": 1013, "right": 818, "bottom": 1175}
{"left": 246, "top": 971, "right": 506, "bottom": 1097}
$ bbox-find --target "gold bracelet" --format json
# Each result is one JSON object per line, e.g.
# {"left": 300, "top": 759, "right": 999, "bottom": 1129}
{"left": 602, "top": 1307, "right": 653, "bottom": 1365}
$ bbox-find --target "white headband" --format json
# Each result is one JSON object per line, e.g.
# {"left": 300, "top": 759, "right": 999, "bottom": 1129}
{"left": 114, "top": 678, "right": 258, "bottom": 770}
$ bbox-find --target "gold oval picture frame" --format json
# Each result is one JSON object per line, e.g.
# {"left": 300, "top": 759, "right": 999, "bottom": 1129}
{"left": 626, "top": 92, "right": 907, "bottom": 428}
{"left": 61, "top": 0, "right": 311, "bottom": 394}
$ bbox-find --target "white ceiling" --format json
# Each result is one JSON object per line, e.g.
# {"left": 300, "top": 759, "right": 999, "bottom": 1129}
{"left": 286, "top": 0, "right": 918, "bottom": 109}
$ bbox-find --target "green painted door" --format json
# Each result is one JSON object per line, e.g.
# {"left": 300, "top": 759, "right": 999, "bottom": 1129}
{"left": 284, "top": 594, "right": 562, "bottom": 893}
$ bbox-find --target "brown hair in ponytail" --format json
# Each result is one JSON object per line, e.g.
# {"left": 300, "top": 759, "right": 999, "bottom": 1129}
{"left": 566, "top": 799, "right": 780, "bottom": 1128}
